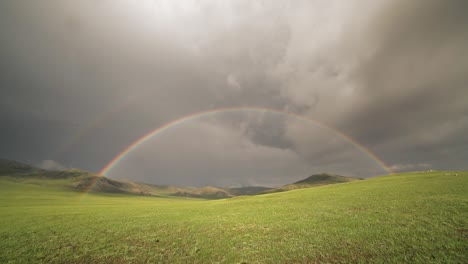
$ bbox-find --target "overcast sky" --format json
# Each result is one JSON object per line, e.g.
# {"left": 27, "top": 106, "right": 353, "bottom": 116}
{"left": 1, "top": 0, "right": 467, "bottom": 187}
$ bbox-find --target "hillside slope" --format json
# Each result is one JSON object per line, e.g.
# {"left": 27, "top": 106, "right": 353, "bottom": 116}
{"left": 0, "top": 171, "right": 466, "bottom": 263}
{"left": 263, "top": 173, "right": 361, "bottom": 193}
{"left": 0, "top": 159, "right": 355, "bottom": 198}
{"left": 0, "top": 159, "right": 36, "bottom": 175}
{"left": 0, "top": 159, "right": 151, "bottom": 195}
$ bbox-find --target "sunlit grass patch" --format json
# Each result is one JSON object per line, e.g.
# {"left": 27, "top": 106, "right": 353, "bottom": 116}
{"left": 0, "top": 171, "right": 467, "bottom": 263}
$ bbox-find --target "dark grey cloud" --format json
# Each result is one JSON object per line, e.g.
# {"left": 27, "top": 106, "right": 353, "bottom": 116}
{"left": 1, "top": 0, "right": 466, "bottom": 186}
{"left": 336, "top": 0, "right": 468, "bottom": 169}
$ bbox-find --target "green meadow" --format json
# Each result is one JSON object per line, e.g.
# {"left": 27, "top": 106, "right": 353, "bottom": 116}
{"left": 1, "top": 171, "right": 467, "bottom": 263}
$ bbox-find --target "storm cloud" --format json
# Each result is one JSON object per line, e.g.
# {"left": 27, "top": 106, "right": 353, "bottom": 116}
{"left": 1, "top": 0, "right": 466, "bottom": 186}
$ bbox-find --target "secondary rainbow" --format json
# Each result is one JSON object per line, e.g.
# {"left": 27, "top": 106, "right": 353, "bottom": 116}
{"left": 53, "top": 97, "right": 139, "bottom": 159}
{"left": 85, "top": 107, "right": 392, "bottom": 194}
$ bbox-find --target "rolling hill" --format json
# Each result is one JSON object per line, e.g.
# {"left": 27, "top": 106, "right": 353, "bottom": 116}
{"left": 0, "top": 167, "right": 466, "bottom": 263}
{"left": 0, "top": 159, "right": 36, "bottom": 175}
{"left": 0, "top": 159, "right": 358, "bottom": 198}
{"left": 262, "top": 173, "right": 362, "bottom": 194}
{"left": 227, "top": 186, "right": 272, "bottom": 196}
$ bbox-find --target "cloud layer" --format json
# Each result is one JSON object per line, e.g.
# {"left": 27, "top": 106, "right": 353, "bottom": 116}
{"left": 1, "top": 0, "right": 466, "bottom": 186}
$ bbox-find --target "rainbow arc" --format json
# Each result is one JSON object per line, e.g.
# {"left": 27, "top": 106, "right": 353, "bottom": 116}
{"left": 82, "top": 107, "right": 392, "bottom": 195}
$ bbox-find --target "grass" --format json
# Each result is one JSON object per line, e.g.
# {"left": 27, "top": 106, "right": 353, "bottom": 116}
{"left": 0, "top": 171, "right": 467, "bottom": 263}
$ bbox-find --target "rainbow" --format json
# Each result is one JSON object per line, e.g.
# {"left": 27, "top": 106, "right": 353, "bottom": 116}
{"left": 84, "top": 107, "right": 392, "bottom": 194}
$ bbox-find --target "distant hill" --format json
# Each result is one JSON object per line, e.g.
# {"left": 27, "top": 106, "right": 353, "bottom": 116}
{"left": 73, "top": 176, "right": 130, "bottom": 193}
{"left": 0, "top": 160, "right": 219, "bottom": 198}
{"left": 294, "top": 173, "right": 362, "bottom": 185}
{"left": 0, "top": 159, "right": 361, "bottom": 199}
{"left": 0, "top": 159, "right": 95, "bottom": 179}
{"left": 227, "top": 186, "right": 273, "bottom": 196}
{"left": 172, "top": 186, "right": 233, "bottom": 199}
{"left": 0, "top": 159, "right": 36, "bottom": 175}
{"left": 263, "top": 173, "right": 362, "bottom": 194}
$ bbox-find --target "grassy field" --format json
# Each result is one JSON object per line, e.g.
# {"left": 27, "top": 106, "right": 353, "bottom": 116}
{"left": 1, "top": 171, "right": 467, "bottom": 263}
